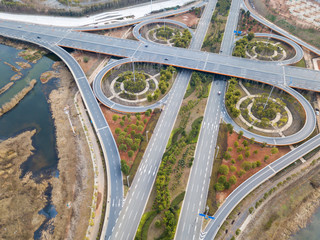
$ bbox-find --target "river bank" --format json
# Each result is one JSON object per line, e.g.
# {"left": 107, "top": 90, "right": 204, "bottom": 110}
{"left": 240, "top": 156, "right": 320, "bottom": 240}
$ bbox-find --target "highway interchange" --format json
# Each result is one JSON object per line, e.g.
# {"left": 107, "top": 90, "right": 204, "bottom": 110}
{"left": 1, "top": 0, "right": 320, "bottom": 239}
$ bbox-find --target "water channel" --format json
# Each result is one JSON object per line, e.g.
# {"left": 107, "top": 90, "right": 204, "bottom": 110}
{"left": 0, "top": 43, "right": 59, "bottom": 239}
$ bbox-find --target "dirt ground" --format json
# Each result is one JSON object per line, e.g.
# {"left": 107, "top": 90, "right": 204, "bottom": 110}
{"left": 48, "top": 64, "right": 94, "bottom": 240}
{"left": 216, "top": 132, "right": 290, "bottom": 203}
{"left": 72, "top": 51, "right": 101, "bottom": 76}
{"left": 103, "top": 26, "right": 132, "bottom": 38}
{"left": 0, "top": 130, "right": 48, "bottom": 240}
{"left": 168, "top": 12, "right": 200, "bottom": 28}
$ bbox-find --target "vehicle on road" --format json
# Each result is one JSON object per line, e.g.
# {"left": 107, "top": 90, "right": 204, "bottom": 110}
{"left": 218, "top": 91, "right": 221, "bottom": 95}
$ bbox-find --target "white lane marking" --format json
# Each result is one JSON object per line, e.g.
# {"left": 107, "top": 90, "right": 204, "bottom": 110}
{"left": 268, "top": 165, "right": 276, "bottom": 173}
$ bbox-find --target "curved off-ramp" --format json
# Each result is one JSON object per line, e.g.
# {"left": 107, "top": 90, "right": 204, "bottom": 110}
{"left": 222, "top": 83, "right": 316, "bottom": 145}
{"left": 235, "top": 32, "right": 304, "bottom": 65}
{"left": 93, "top": 58, "right": 170, "bottom": 113}
{"left": 132, "top": 18, "right": 194, "bottom": 44}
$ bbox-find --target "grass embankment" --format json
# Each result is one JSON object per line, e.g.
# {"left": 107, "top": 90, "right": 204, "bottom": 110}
{"left": 202, "top": 0, "right": 231, "bottom": 53}
{"left": 135, "top": 72, "right": 214, "bottom": 239}
{"left": 292, "top": 58, "right": 306, "bottom": 68}
{"left": 206, "top": 123, "right": 290, "bottom": 216}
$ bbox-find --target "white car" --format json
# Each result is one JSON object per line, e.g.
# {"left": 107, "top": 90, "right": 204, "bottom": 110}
{"left": 218, "top": 91, "right": 221, "bottom": 95}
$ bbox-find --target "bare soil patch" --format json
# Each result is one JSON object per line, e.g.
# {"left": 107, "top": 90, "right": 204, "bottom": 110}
{"left": 72, "top": 51, "right": 100, "bottom": 76}
{"left": 168, "top": 12, "right": 200, "bottom": 28}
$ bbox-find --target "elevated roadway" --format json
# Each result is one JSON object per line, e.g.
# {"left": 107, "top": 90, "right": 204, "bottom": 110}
{"left": 0, "top": 21, "right": 319, "bottom": 93}
{"left": 93, "top": 58, "right": 169, "bottom": 113}
{"left": 38, "top": 43, "right": 123, "bottom": 238}
{"left": 222, "top": 84, "right": 316, "bottom": 145}
{"left": 0, "top": 2, "right": 319, "bottom": 239}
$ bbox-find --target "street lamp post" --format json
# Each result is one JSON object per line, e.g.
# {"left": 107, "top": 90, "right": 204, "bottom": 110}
{"left": 146, "top": 130, "right": 149, "bottom": 142}
{"left": 127, "top": 175, "right": 130, "bottom": 187}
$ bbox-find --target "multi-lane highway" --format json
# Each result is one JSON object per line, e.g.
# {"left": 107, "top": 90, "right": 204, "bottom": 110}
{"left": 0, "top": 0, "right": 319, "bottom": 239}
{"left": 109, "top": 69, "right": 191, "bottom": 239}
{"left": 110, "top": 0, "right": 219, "bottom": 238}
{"left": 175, "top": 78, "right": 226, "bottom": 240}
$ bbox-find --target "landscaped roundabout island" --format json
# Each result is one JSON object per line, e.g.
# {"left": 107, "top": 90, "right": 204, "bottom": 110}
{"left": 133, "top": 19, "right": 193, "bottom": 48}
{"left": 232, "top": 33, "right": 303, "bottom": 64}
{"left": 225, "top": 78, "right": 306, "bottom": 137}
{"left": 101, "top": 62, "right": 177, "bottom": 107}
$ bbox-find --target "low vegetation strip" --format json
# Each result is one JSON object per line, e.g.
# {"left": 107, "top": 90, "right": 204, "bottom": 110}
{"left": 0, "top": 79, "right": 37, "bottom": 117}
{"left": 202, "top": 0, "right": 231, "bottom": 53}
{"left": 136, "top": 74, "right": 213, "bottom": 239}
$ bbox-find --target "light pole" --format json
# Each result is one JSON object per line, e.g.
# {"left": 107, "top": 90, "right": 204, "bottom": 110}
{"left": 263, "top": 85, "right": 274, "bottom": 110}
{"left": 127, "top": 175, "right": 130, "bottom": 187}
{"left": 151, "top": 0, "right": 153, "bottom": 13}
{"left": 146, "top": 130, "right": 149, "bottom": 142}
{"left": 132, "top": 59, "right": 136, "bottom": 82}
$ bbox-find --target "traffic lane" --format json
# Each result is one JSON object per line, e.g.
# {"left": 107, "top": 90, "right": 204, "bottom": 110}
{"left": 176, "top": 80, "right": 226, "bottom": 239}
{"left": 109, "top": 70, "right": 191, "bottom": 240}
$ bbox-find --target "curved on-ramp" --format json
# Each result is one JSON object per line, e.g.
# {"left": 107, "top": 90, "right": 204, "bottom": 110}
{"left": 222, "top": 83, "right": 316, "bottom": 145}
{"left": 132, "top": 18, "right": 194, "bottom": 44}
{"left": 93, "top": 58, "right": 172, "bottom": 113}
{"left": 235, "top": 32, "right": 304, "bottom": 65}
